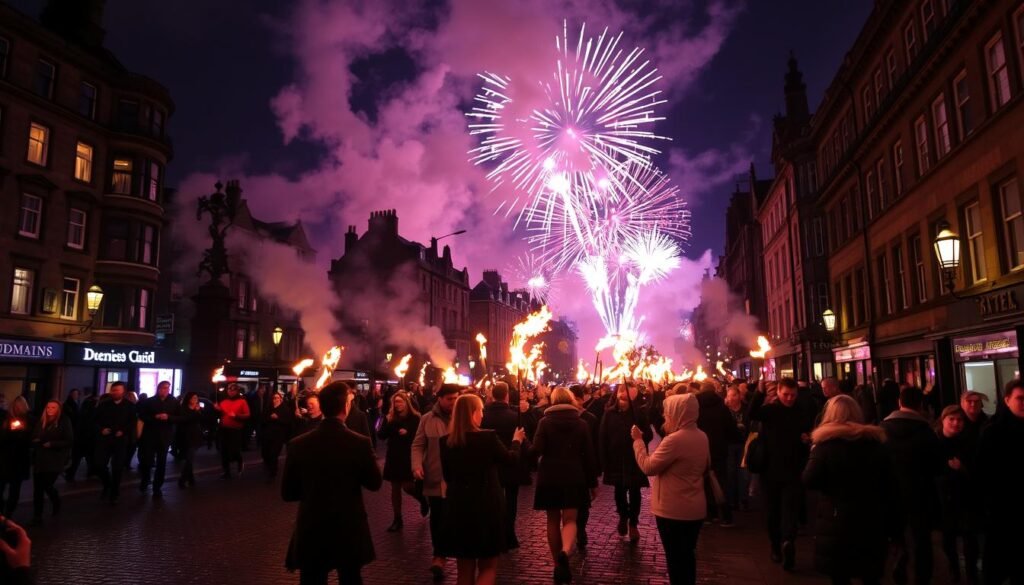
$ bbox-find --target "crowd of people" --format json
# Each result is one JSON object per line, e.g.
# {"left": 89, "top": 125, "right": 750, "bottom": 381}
{"left": 1, "top": 372, "right": 1023, "bottom": 585}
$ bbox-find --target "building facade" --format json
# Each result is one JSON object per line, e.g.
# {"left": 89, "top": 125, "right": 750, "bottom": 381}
{"left": 818, "top": 0, "right": 1024, "bottom": 408}
{"left": 0, "top": 1, "right": 176, "bottom": 405}
{"left": 469, "top": 270, "right": 536, "bottom": 373}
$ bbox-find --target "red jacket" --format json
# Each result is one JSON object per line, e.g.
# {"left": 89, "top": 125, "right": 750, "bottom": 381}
{"left": 218, "top": 396, "right": 250, "bottom": 429}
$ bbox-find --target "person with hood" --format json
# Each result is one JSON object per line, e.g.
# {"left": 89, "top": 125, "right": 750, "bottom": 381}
{"left": 379, "top": 390, "right": 425, "bottom": 532}
{"left": 29, "top": 400, "right": 73, "bottom": 524}
{"left": 934, "top": 405, "right": 979, "bottom": 584}
{"left": 480, "top": 382, "right": 526, "bottom": 548}
{"left": 803, "top": 394, "right": 896, "bottom": 585}
{"left": 174, "top": 392, "right": 205, "bottom": 488}
{"left": 282, "top": 381, "right": 382, "bottom": 585}
{"left": 696, "top": 381, "right": 739, "bottom": 526}
{"left": 880, "top": 386, "right": 943, "bottom": 585}
{"left": 747, "top": 377, "right": 813, "bottom": 570}
{"left": 412, "top": 384, "right": 459, "bottom": 582}
{"left": 974, "top": 379, "right": 1024, "bottom": 585}
{"left": 261, "top": 392, "right": 295, "bottom": 480}
{"left": 531, "top": 387, "right": 598, "bottom": 584}
{"left": 632, "top": 392, "right": 708, "bottom": 585}
{"left": 600, "top": 383, "right": 652, "bottom": 543}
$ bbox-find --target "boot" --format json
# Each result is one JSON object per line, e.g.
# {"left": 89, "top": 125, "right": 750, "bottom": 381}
{"left": 616, "top": 516, "right": 628, "bottom": 536}
{"left": 628, "top": 521, "right": 640, "bottom": 544}
{"left": 554, "top": 551, "right": 573, "bottom": 583}
{"left": 386, "top": 516, "right": 403, "bottom": 532}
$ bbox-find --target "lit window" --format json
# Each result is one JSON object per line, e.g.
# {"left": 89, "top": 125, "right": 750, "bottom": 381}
{"left": 932, "top": 94, "right": 951, "bottom": 157}
{"left": 964, "top": 202, "right": 986, "bottom": 283}
{"left": 60, "top": 277, "right": 80, "bottom": 320}
{"left": 1001, "top": 178, "right": 1024, "bottom": 270}
{"left": 986, "top": 34, "right": 1011, "bottom": 110}
{"left": 952, "top": 70, "right": 973, "bottom": 139}
{"left": 914, "top": 116, "right": 930, "bottom": 175}
{"left": 146, "top": 161, "right": 161, "bottom": 201}
{"left": 75, "top": 142, "right": 93, "bottom": 182}
{"left": 10, "top": 268, "right": 34, "bottom": 314}
{"left": 235, "top": 326, "right": 246, "bottom": 359}
{"left": 18, "top": 194, "right": 42, "bottom": 238}
{"left": 27, "top": 123, "right": 50, "bottom": 166}
{"left": 137, "top": 289, "right": 150, "bottom": 329}
{"left": 139, "top": 224, "right": 155, "bottom": 264}
{"left": 111, "top": 157, "right": 133, "bottom": 194}
{"left": 67, "top": 208, "right": 86, "bottom": 249}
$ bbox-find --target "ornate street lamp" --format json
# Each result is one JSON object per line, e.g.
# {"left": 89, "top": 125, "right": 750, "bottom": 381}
{"left": 933, "top": 220, "right": 962, "bottom": 296}
{"left": 272, "top": 326, "right": 284, "bottom": 347}
{"left": 822, "top": 309, "right": 836, "bottom": 332}
{"left": 86, "top": 285, "right": 104, "bottom": 316}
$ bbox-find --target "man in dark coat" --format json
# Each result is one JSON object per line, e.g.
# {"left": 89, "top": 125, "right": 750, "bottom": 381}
{"left": 569, "top": 385, "right": 600, "bottom": 550}
{"left": 137, "top": 381, "right": 178, "bottom": 498}
{"left": 480, "top": 382, "right": 524, "bottom": 549}
{"left": 345, "top": 399, "right": 372, "bottom": 439}
{"left": 959, "top": 390, "right": 989, "bottom": 449}
{"left": 697, "top": 382, "right": 740, "bottom": 525}
{"left": 975, "top": 379, "right": 1024, "bottom": 585}
{"left": 93, "top": 382, "right": 137, "bottom": 504}
{"left": 282, "top": 381, "right": 383, "bottom": 585}
{"left": 880, "top": 386, "right": 943, "bottom": 585}
{"left": 747, "top": 377, "right": 812, "bottom": 570}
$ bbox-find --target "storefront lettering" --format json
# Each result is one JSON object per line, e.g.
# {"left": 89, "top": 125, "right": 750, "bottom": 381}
{"left": 955, "top": 338, "right": 1013, "bottom": 355}
{"left": 0, "top": 341, "right": 58, "bottom": 360}
{"left": 977, "top": 290, "right": 1020, "bottom": 318}
{"left": 239, "top": 370, "right": 261, "bottom": 377}
{"left": 82, "top": 348, "right": 156, "bottom": 364}
{"left": 953, "top": 331, "right": 1018, "bottom": 361}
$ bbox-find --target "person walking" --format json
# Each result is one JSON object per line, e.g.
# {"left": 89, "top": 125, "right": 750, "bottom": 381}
{"left": 881, "top": 386, "right": 943, "bottom": 585}
{"left": 480, "top": 382, "right": 527, "bottom": 548}
{"left": 531, "top": 387, "right": 598, "bottom": 584}
{"left": 412, "top": 384, "right": 459, "bottom": 582}
{"left": 174, "top": 392, "right": 204, "bottom": 488}
{"left": 569, "top": 384, "right": 600, "bottom": 552}
{"left": 137, "top": 381, "right": 178, "bottom": 498}
{"left": 696, "top": 381, "right": 739, "bottom": 526}
{"left": 29, "top": 400, "right": 73, "bottom": 524}
{"left": 261, "top": 392, "right": 294, "bottom": 480}
{"left": 441, "top": 393, "right": 526, "bottom": 585}
{"left": 724, "top": 386, "right": 751, "bottom": 514}
{"left": 282, "top": 381, "right": 383, "bottom": 585}
{"left": 378, "top": 390, "right": 424, "bottom": 531}
{"left": 216, "top": 384, "right": 251, "bottom": 479}
{"left": 631, "top": 393, "right": 708, "bottom": 585}
{"left": 93, "top": 382, "right": 137, "bottom": 504}
{"left": 599, "top": 383, "right": 652, "bottom": 543}
{"left": 747, "top": 377, "right": 813, "bottom": 570}
{"left": 0, "top": 398, "right": 34, "bottom": 519}
{"left": 65, "top": 391, "right": 97, "bottom": 482}
{"left": 934, "top": 405, "right": 979, "bottom": 584}
{"left": 958, "top": 391, "right": 988, "bottom": 449}
{"left": 295, "top": 394, "right": 324, "bottom": 437}
{"left": 62, "top": 389, "right": 81, "bottom": 431}
{"left": 803, "top": 395, "right": 896, "bottom": 585}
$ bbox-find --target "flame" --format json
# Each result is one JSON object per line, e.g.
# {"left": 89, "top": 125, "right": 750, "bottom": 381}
{"left": 394, "top": 354, "right": 412, "bottom": 379}
{"left": 534, "top": 360, "right": 547, "bottom": 381}
{"left": 291, "top": 358, "right": 315, "bottom": 376}
{"left": 507, "top": 306, "right": 553, "bottom": 379}
{"left": 693, "top": 364, "right": 708, "bottom": 382}
{"left": 212, "top": 366, "right": 226, "bottom": 383}
{"left": 715, "top": 360, "right": 728, "bottom": 376}
{"left": 442, "top": 366, "right": 458, "bottom": 384}
{"left": 10, "top": 419, "right": 23, "bottom": 430}
{"left": 475, "top": 333, "right": 488, "bottom": 362}
{"left": 419, "top": 362, "right": 430, "bottom": 387}
{"left": 576, "top": 359, "right": 589, "bottom": 382}
{"left": 749, "top": 335, "right": 771, "bottom": 359}
{"left": 315, "top": 346, "right": 344, "bottom": 390}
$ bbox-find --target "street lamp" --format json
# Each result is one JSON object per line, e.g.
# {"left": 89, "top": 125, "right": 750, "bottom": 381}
{"left": 272, "top": 326, "right": 283, "bottom": 394}
{"left": 63, "top": 285, "right": 104, "bottom": 337}
{"left": 933, "top": 220, "right": 962, "bottom": 296}
{"left": 822, "top": 309, "right": 836, "bottom": 332}
{"left": 272, "top": 326, "right": 284, "bottom": 347}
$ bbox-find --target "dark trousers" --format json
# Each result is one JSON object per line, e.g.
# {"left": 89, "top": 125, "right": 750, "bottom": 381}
{"left": 982, "top": 527, "right": 1023, "bottom": 585}
{"left": 655, "top": 516, "right": 701, "bottom": 585}
{"left": 66, "top": 439, "right": 94, "bottom": 480}
{"left": 32, "top": 472, "right": 60, "bottom": 518}
{"left": 941, "top": 524, "right": 979, "bottom": 582}
{"left": 220, "top": 427, "right": 244, "bottom": 474}
{"left": 299, "top": 565, "right": 363, "bottom": 585}
{"left": 428, "top": 496, "right": 448, "bottom": 558}
{"left": 764, "top": 478, "right": 802, "bottom": 548}
{"left": 179, "top": 446, "right": 198, "bottom": 485}
{"left": 725, "top": 443, "right": 749, "bottom": 510}
{"left": 0, "top": 479, "right": 25, "bottom": 517}
{"left": 705, "top": 457, "right": 732, "bottom": 523}
{"left": 262, "top": 438, "right": 285, "bottom": 477}
{"left": 894, "top": 515, "right": 933, "bottom": 585}
{"left": 95, "top": 438, "right": 128, "bottom": 498}
{"left": 614, "top": 485, "right": 642, "bottom": 524}
{"left": 138, "top": 438, "right": 171, "bottom": 489}
{"left": 503, "top": 484, "right": 519, "bottom": 543}
{"left": 578, "top": 502, "right": 590, "bottom": 545}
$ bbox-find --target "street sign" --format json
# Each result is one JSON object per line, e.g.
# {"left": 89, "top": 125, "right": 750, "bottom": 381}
{"left": 155, "top": 314, "right": 175, "bottom": 335}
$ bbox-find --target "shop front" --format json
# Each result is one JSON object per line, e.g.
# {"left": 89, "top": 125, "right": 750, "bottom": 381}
{"left": 833, "top": 341, "right": 872, "bottom": 388}
{"left": 64, "top": 343, "right": 186, "bottom": 397}
{"left": 0, "top": 337, "right": 64, "bottom": 408}
{"left": 952, "top": 331, "right": 1019, "bottom": 415}
{"left": 875, "top": 338, "right": 937, "bottom": 392}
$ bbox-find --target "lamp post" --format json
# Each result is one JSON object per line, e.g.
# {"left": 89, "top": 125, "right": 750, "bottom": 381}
{"left": 933, "top": 220, "right": 963, "bottom": 298}
{"left": 428, "top": 228, "right": 467, "bottom": 334}
{"left": 822, "top": 309, "right": 836, "bottom": 333}
{"left": 63, "top": 285, "right": 104, "bottom": 337}
{"left": 272, "top": 326, "right": 283, "bottom": 394}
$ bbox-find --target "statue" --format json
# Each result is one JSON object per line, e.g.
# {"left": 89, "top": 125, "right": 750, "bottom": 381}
{"left": 196, "top": 180, "right": 241, "bottom": 283}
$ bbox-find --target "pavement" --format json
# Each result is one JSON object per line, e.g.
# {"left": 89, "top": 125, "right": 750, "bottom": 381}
{"left": 12, "top": 444, "right": 960, "bottom": 585}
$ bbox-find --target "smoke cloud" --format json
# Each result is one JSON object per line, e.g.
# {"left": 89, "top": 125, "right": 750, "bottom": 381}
{"left": 694, "top": 276, "right": 762, "bottom": 350}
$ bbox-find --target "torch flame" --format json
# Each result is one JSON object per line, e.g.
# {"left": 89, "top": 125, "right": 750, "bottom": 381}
{"left": 291, "top": 358, "right": 315, "bottom": 377}
{"left": 507, "top": 306, "right": 553, "bottom": 378}
{"left": 749, "top": 335, "right": 771, "bottom": 359}
{"left": 394, "top": 354, "right": 412, "bottom": 379}
{"left": 10, "top": 419, "right": 22, "bottom": 430}
{"left": 576, "top": 359, "right": 589, "bottom": 382}
{"left": 212, "top": 366, "right": 226, "bottom": 383}
{"left": 693, "top": 364, "right": 708, "bottom": 382}
{"left": 315, "top": 346, "right": 344, "bottom": 390}
{"left": 715, "top": 360, "right": 728, "bottom": 376}
{"left": 442, "top": 366, "right": 458, "bottom": 384}
{"left": 475, "top": 333, "right": 488, "bottom": 361}
{"left": 419, "top": 362, "right": 430, "bottom": 387}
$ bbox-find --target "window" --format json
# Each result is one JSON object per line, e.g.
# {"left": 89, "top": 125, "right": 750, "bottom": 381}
{"left": 965, "top": 202, "right": 987, "bottom": 283}
{"left": 18, "top": 194, "right": 42, "bottom": 238}
{"left": 0, "top": 37, "right": 9, "bottom": 78}
{"left": 1001, "top": 178, "right": 1024, "bottom": 270}
{"left": 866, "top": 170, "right": 877, "bottom": 218}
{"left": 75, "top": 142, "right": 93, "bottom": 182}
{"left": 1016, "top": 6, "right": 1024, "bottom": 80}
{"left": 893, "top": 141, "right": 905, "bottom": 195}
{"left": 60, "top": 277, "right": 80, "bottom": 320}
{"left": 10, "top": 268, "right": 34, "bottom": 314}
{"left": 817, "top": 284, "right": 829, "bottom": 321}
{"left": 905, "top": 21, "right": 919, "bottom": 63}
{"left": 855, "top": 269, "right": 867, "bottom": 324}
{"left": 238, "top": 278, "right": 249, "bottom": 310}
{"left": 98, "top": 285, "right": 150, "bottom": 329}
{"left": 111, "top": 157, "right": 133, "bottom": 194}
{"left": 235, "top": 326, "right": 247, "bottom": 359}
{"left": 953, "top": 70, "right": 974, "bottom": 138}
{"left": 145, "top": 160, "right": 161, "bottom": 201}
{"left": 914, "top": 116, "right": 930, "bottom": 175}
{"left": 136, "top": 289, "right": 150, "bottom": 330}
{"left": 893, "top": 245, "right": 909, "bottom": 310}
{"left": 986, "top": 34, "right": 1011, "bottom": 110}
{"left": 911, "top": 235, "right": 928, "bottom": 303}
{"left": 813, "top": 218, "right": 824, "bottom": 255}
{"left": 876, "top": 159, "right": 888, "bottom": 210}
{"left": 138, "top": 224, "right": 156, "bottom": 264}
{"left": 150, "top": 109, "right": 164, "bottom": 137}
{"left": 841, "top": 118, "right": 851, "bottom": 148}
{"left": 921, "top": 1, "right": 936, "bottom": 41}
{"left": 117, "top": 99, "right": 139, "bottom": 130}
{"left": 79, "top": 82, "right": 97, "bottom": 119}
{"left": 874, "top": 68, "right": 885, "bottom": 104}
{"left": 27, "top": 123, "right": 50, "bottom": 166}
{"left": 878, "top": 254, "right": 893, "bottom": 316}
{"left": 862, "top": 86, "right": 874, "bottom": 120}
{"left": 886, "top": 49, "right": 898, "bottom": 87}
{"left": 932, "top": 94, "right": 951, "bottom": 158}
{"left": 100, "top": 219, "right": 158, "bottom": 265}
{"left": 34, "top": 59, "right": 55, "bottom": 99}
{"left": 67, "top": 208, "right": 86, "bottom": 249}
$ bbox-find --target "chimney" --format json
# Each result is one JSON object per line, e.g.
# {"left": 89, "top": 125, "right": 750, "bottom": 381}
{"left": 41, "top": 0, "right": 107, "bottom": 48}
{"left": 368, "top": 209, "right": 399, "bottom": 236}
{"left": 344, "top": 225, "right": 358, "bottom": 254}
{"left": 482, "top": 270, "right": 502, "bottom": 290}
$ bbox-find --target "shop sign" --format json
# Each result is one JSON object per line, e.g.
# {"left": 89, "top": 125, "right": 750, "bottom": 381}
{"left": 977, "top": 290, "right": 1021, "bottom": 319}
{"left": 64, "top": 343, "right": 186, "bottom": 366}
{"left": 834, "top": 345, "right": 871, "bottom": 363}
{"left": 224, "top": 366, "right": 270, "bottom": 378}
{"left": 81, "top": 347, "right": 155, "bottom": 364}
{"left": 953, "top": 331, "right": 1018, "bottom": 361}
{"left": 0, "top": 338, "right": 64, "bottom": 362}
{"left": 155, "top": 314, "right": 175, "bottom": 335}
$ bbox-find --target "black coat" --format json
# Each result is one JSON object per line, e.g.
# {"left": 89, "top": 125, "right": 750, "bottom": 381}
{"left": 138, "top": 395, "right": 179, "bottom": 446}
{"left": 532, "top": 405, "right": 598, "bottom": 489}
{"left": 174, "top": 405, "right": 205, "bottom": 450}
{"left": 696, "top": 391, "right": 740, "bottom": 466}
{"left": 481, "top": 401, "right": 525, "bottom": 487}
{"left": 440, "top": 430, "right": 519, "bottom": 558}
{"left": 282, "top": 418, "right": 383, "bottom": 571}
{"left": 600, "top": 405, "right": 652, "bottom": 488}
{"left": 802, "top": 424, "right": 897, "bottom": 579}
{"left": 936, "top": 432, "right": 978, "bottom": 531}
{"left": 880, "top": 411, "right": 943, "bottom": 524}
{"left": 975, "top": 412, "right": 1024, "bottom": 532}
{"left": 346, "top": 405, "right": 372, "bottom": 439}
{"left": 378, "top": 413, "right": 419, "bottom": 482}
{"left": 0, "top": 413, "right": 35, "bottom": 481}
{"left": 62, "top": 397, "right": 81, "bottom": 429}
{"left": 262, "top": 403, "right": 295, "bottom": 449}
{"left": 31, "top": 417, "right": 74, "bottom": 474}
{"left": 747, "top": 392, "right": 812, "bottom": 483}
{"left": 93, "top": 399, "right": 137, "bottom": 443}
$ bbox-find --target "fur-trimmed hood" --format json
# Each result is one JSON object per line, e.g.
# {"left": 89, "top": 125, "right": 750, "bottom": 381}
{"left": 812, "top": 422, "right": 887, "bottom": 445}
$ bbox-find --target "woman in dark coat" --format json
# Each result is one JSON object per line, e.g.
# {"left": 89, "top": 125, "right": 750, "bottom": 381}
{"left": 378, "top": 390, "right": 425, "bottom": 532}
{"left": 934, "top": 405, "right": 979, "bottom": 584}
{"left": 0, "top": 397, "right": 35, "bottom": 519}
{"left": 31, "top": 400, "right": 74, "bottom": 524}
{"left": 600, "top": 383, "right": 652, "bottom": 542}
{"left": 532, "top": 387, "right": 598, "bottom": 584}
{"left": 65, "top": 392, "right": 97, "bottom": 481}
{"left": 174, "top": 392, "right": 205, "bottom": 488}
{"left": 440, "top": 393, "right": 524, "bottom": 585}
{"left": 802, "top": 395, "right": 896, "bottom": 585}
{"left": 261, "top": 392, "right": 294, "bottom": 480}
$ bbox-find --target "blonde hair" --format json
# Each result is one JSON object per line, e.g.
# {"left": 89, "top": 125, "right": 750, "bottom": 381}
{"left": 549, "top": 386, "right": 575, "bottom": 406}
{"left": 447, "top": 394, "right": 483, "bottom": 448}
{"left": 390, "top": 391, "right": 421, "bottom": 419}
{"left": 11, "top": 396, "right": 30, "bottom": 418}
{"left": 819, "top": 394, "right": 864, "bottom": 426}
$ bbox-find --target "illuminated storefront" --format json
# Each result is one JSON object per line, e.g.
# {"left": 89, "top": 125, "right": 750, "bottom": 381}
{"left": 64, "top": 343, "right": 185, "bottom": 397}
{"left": 952, "top": 331, "right": 1019, "bottom": 415}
